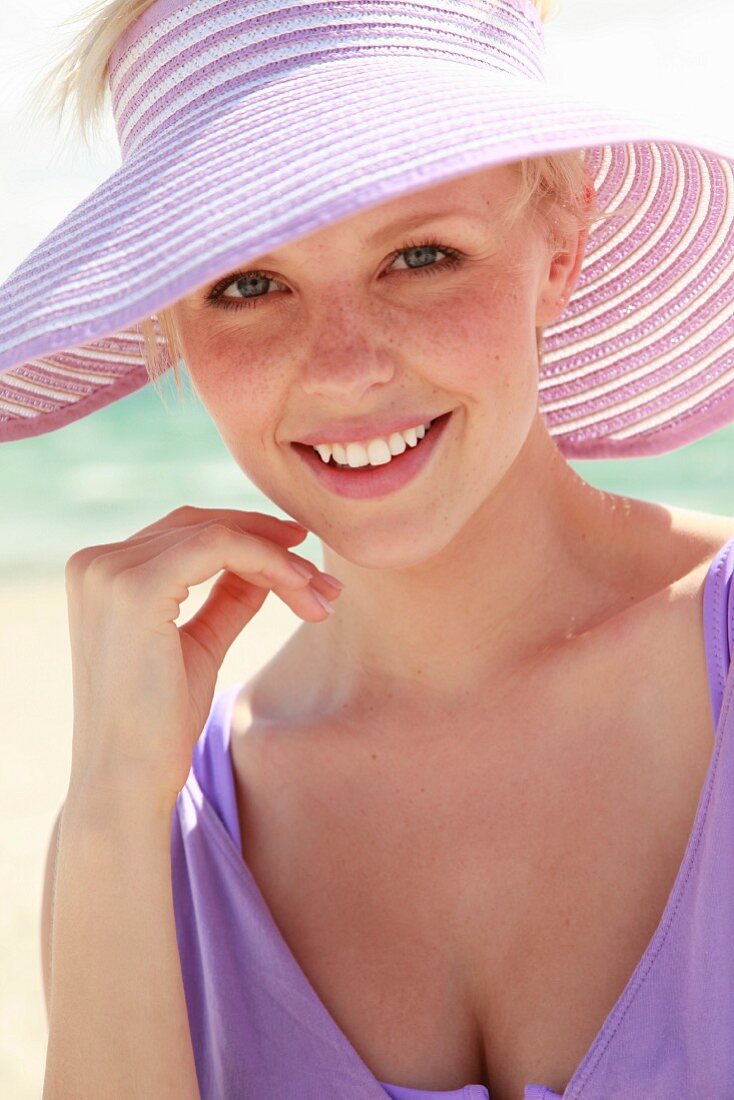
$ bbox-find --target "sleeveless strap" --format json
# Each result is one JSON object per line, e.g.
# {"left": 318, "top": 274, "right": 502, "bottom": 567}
{"left": 703, "top": 534, "right": 734, "bottom": 730}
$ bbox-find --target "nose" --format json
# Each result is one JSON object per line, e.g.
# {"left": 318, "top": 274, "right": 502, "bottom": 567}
{"left": 298, "top": 307, "right": 397, "bottom": 403}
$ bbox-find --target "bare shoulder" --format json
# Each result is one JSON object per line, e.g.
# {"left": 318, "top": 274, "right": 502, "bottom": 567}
{"left": 666, "top": 501, "right": 734, "bottom": 548}
{"left": 662, "top": 503, "right": 734, "bottom": 592}
{"left": 609, "top": 500, "right": 734, "bottom": 667}
{"left": 545, "top": 500, "right": 734, "bottom": 787}
{"left": 602, "top": 502, "right": 734, "bottom": 764}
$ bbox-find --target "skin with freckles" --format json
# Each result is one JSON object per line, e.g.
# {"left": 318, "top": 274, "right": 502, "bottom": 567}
{"left": 172, "top": 162, "right": 713, "bottom": 724}
{"left": 171, "top": 164, "right": 734, "bottom": 1098}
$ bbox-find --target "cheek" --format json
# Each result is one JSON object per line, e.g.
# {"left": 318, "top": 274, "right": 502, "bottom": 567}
{"left": 406, "top": 280, "right": 538, "bottom": 401}
{"left": 183, "top": 324, "right": 286, "bottom": 428}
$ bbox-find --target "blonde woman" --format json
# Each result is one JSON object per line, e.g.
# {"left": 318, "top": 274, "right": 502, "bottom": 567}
{"left": 4, "top": 1, "right": 734, "bottom": 1097}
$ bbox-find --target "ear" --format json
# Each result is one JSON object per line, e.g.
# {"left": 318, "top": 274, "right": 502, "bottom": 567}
{"left": 535, "top": 184, "right": 594, "bottom": 328}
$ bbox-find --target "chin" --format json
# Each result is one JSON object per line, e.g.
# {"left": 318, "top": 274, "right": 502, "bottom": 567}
{"left": 318, "top": 515, "right": 460, "bottom": 572}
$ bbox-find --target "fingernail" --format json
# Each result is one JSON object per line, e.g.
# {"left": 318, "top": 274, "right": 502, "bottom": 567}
{"left": 290, "top": 561, "right": 312, "bottom": 579}
{"left": 312, "top": 589, "right": 335, "bottom": 615}
{"left": 284, "top": 520, "right": 307, "bottom": 530}
{"left": 321, "top": 573, "right": 345, "bottom": 590}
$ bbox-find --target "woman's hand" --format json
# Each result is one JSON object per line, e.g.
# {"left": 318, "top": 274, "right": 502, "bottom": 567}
{"left": 63, "top": 507, "right": 343, "bottom": 809}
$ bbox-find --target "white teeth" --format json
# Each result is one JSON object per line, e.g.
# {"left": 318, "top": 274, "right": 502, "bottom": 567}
{"left": 365, "top": 439, "right": 392, "bottom": 467}
{"left": 346, "top": 442, "right": 368, "bottom": 469}
{"left": 387, "top": 431, "right": 407, "bottom": 457}
{"left": 313, "top": 421, "right": 433, "bottom": 468}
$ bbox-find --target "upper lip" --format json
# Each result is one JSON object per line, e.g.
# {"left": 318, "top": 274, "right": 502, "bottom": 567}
{"left": 293, "top": 411, "right": 449, "bottom": 447}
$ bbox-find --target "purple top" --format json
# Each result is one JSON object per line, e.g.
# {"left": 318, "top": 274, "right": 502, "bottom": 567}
{"left": 170, "top": 534, "right": 734, "bottom": 1099}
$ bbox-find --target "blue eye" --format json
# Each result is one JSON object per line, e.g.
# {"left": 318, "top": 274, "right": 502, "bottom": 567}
{"left": 206, "top": 237, "right": 464, "bottom": 311}
{"left": 389, "top": 239, "right": 462, "bottom": 275}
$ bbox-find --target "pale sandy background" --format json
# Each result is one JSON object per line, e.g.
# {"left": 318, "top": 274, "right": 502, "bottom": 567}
{"left": 2, "top": 1, "right": 733, "bottom": 1096}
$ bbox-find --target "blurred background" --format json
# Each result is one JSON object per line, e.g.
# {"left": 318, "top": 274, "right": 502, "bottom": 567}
{"left": 1, "top": 0, "right": 733, "bottom": 1095}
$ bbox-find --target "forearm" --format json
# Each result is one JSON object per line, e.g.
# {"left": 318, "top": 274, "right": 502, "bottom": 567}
{"left": 43, "top": 785, "right": 200, "bottom": 1100}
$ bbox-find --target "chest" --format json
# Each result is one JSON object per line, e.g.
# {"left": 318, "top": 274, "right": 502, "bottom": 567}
{"left": 229, "top": 650, "right": 716, "bottom": 1100}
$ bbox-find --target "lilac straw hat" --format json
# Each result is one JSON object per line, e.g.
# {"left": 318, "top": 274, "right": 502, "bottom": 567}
{"left": 1, "top": 0, "right": 733, "bottom": 458}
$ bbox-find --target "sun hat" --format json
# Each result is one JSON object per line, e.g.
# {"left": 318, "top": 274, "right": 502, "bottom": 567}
{"left": 0, "top": 0, "right": 732, "bottom": 459}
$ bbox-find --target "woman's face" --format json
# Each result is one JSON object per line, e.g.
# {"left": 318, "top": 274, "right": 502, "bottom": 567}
{"left": 173, "top": 165, "right": 587, "bottom": 568}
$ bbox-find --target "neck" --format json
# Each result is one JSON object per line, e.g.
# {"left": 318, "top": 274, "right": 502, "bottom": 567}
{"left": 268, "top": 418, "right": 655, "bottom": 728}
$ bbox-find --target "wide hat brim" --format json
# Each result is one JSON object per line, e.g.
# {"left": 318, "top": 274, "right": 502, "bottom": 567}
{"left": 1, "top": 56, "right": 732, "bottom": 457}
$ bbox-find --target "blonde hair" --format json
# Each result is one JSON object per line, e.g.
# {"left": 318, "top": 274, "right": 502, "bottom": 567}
{"left": 28, "top": 0, "right": 620, "bottom": 389}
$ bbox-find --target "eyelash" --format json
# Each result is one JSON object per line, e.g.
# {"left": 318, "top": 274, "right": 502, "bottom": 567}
{"left": 205, "top": 237, "right": 464, "bottom": 311}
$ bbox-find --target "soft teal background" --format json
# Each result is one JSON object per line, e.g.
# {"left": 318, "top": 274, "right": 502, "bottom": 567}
{"left": 5, "top": 366, "right": 733, "bottom": 580}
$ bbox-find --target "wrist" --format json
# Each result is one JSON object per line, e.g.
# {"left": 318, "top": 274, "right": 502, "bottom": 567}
{"left": 65, "top": 772, "right": 178, "bottom": 830}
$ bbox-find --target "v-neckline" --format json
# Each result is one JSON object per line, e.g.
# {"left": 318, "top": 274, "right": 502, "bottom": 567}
{"left": 189, "top": 534, "right": 734, "bottom": 1100}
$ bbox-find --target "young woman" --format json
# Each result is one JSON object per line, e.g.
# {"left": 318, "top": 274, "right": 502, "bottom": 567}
{"left": 4, "top": 1, "right": 734, "bottom": 1097}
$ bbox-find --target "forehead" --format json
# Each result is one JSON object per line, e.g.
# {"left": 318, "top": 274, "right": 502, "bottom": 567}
{"left": 255, "top": 164, "right": 520, "bottom": 264}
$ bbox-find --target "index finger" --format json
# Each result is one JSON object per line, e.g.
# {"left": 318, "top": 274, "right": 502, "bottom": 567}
{"left": 125, "top": 506, "right": 309, "bottom": 546}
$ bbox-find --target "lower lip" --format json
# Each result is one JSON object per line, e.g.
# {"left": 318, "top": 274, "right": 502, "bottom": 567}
{"left": 291, "top": 411, "right": 453, "bottom": 500}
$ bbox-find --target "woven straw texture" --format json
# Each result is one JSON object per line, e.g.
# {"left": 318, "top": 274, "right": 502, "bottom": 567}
{"left": 0, "top": 0, "right": 732, "bottom": 457}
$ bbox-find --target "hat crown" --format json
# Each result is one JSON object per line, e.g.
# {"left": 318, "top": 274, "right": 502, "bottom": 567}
{"left": 108, "top": 0, "right": 546, "bottom": 159}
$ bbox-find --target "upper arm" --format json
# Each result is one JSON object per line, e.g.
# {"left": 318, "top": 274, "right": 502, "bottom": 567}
{"left": 40, "top": 803, "right": 65, "bottom": 1023}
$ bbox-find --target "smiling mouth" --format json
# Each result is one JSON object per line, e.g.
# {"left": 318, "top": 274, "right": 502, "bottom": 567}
{"left": 292, "top": 411, "right": 452, "bottom": 471}
{"left": 324, "top": 420, "right": 434, "bottom": 469}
